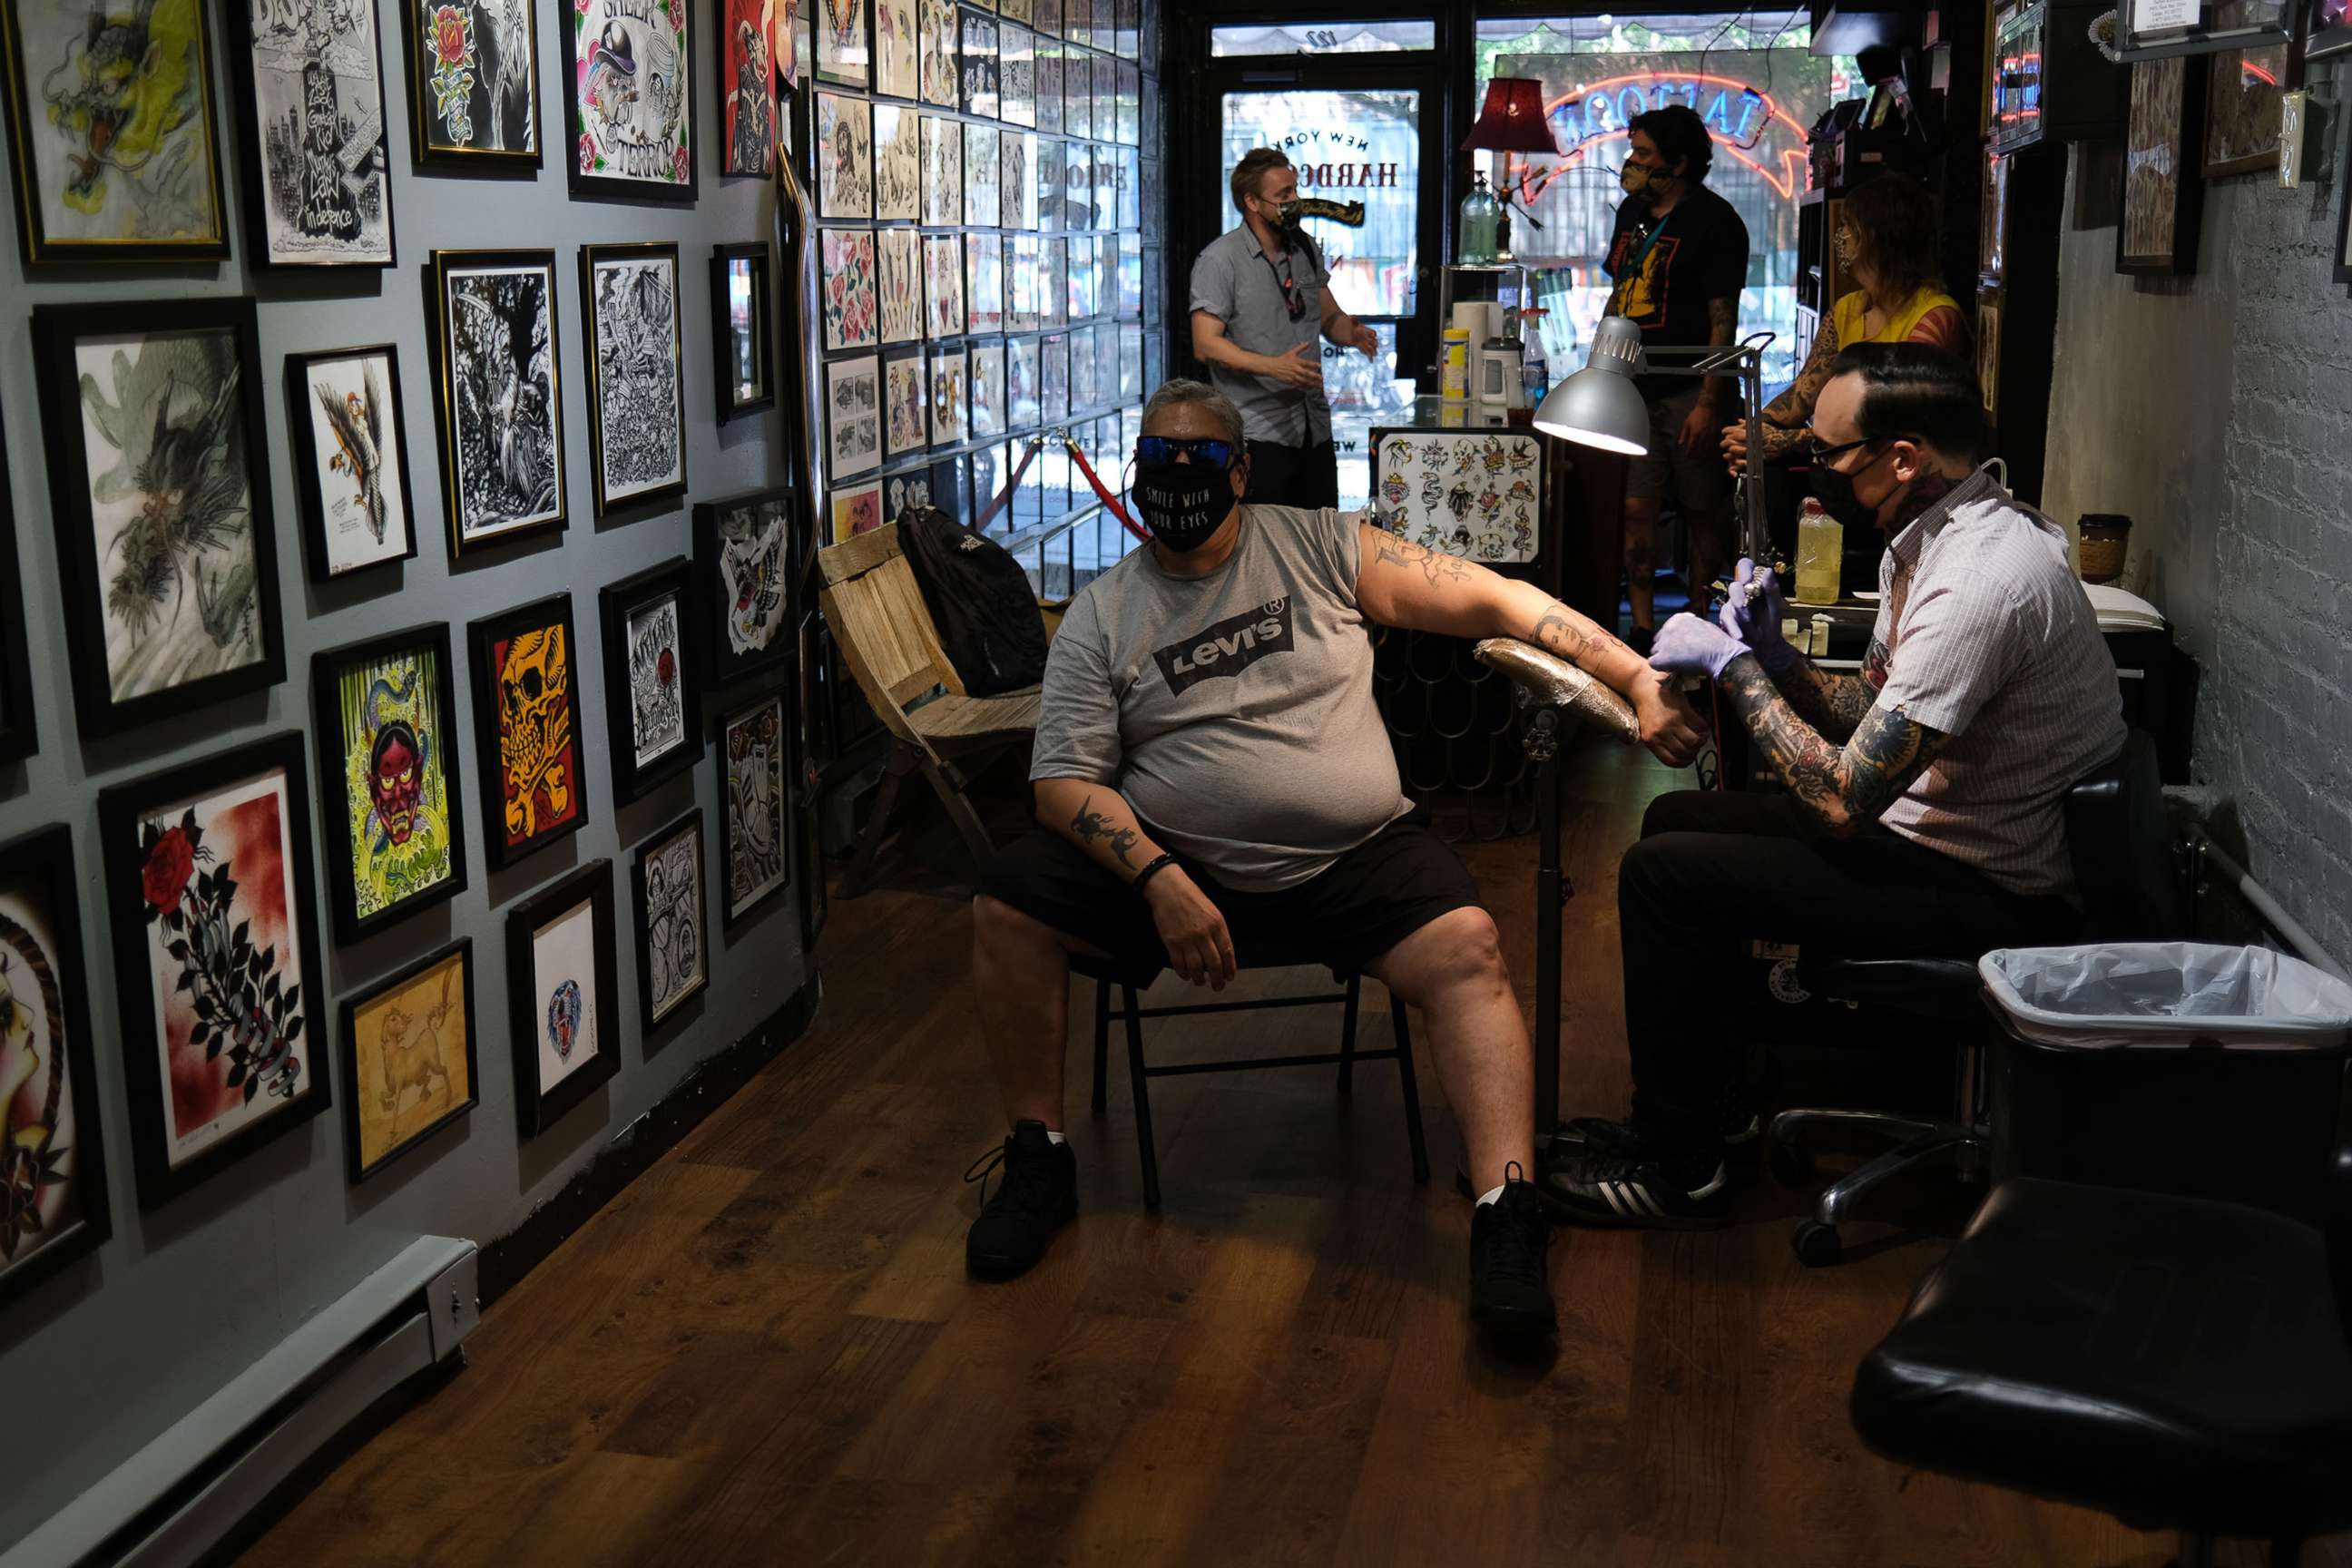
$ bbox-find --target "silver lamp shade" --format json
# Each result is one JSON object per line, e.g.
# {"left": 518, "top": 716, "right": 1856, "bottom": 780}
{"left": 1533, "top": 314, "right": 1650, "bottom": 455}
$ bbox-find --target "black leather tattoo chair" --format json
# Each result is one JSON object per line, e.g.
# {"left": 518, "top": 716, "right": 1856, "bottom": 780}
{"left": 1850, "top": 1137, "right": 2352, "bottom": 1567}
{"left": 1767, "top": 728, "right": 2180, "bottom": 1264}
{"left": 1073, "top": 950, "right": 1431, "bottom": 1210}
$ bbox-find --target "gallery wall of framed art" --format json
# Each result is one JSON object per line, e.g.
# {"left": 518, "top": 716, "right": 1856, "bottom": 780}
{"left": 0, "top": 0, "right": 852, "bottom": 1544}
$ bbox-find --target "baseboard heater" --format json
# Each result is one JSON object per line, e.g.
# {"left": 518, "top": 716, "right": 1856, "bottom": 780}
{"left": 4, "top": 1236, "right": 478, "bottom": 1568}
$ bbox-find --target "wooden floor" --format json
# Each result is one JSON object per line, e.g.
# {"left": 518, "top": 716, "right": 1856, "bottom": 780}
{"left": 241, "top": 744, "right": 2226, "bottom": 1567}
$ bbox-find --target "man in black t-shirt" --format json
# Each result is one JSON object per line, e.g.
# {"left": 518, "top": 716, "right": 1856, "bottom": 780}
{"left": 1602, "top": 105, "right": 1749, "bottom": 651}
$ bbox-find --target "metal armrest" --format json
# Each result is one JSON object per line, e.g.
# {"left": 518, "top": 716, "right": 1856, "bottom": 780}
{"left": 1473, "top": 639, "right": 1640, "bottom": 743}
{"left": 1814, "top": 957, "right": 1984, "bottom": 1018}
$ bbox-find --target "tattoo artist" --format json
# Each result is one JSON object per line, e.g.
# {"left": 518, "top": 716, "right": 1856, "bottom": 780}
{"left": 1542, "top": 344, "right": 2126, "bottom": 1231}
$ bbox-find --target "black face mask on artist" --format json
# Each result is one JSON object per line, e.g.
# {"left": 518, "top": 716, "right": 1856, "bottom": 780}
{"left": 1135, "top": 461, "right": 1237, "bottom": 554}
{"left": 1809, "top": 446, "right": 1891, "bottom": 533}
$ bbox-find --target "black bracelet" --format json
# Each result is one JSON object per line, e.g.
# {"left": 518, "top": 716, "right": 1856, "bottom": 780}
{"left": 1130, "top": 854, "right": 1177, "bottom": 894}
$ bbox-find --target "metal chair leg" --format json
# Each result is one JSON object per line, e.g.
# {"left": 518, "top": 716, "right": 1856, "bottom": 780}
{"left": 1337, "top": 974, "right": 1361, "bottom": 1099}
{"left": 1090, "top": 978, "right": 1110, "bottom": 1114}
{"left": 1814, "top": 1131, "right": 1976, "bottom": 1227}
{"left": 1122, "top": 983, "right": 1161, "bottom": 1210}
{"left": 1391, "top": 998, "right": 1430, "bottom": 1185}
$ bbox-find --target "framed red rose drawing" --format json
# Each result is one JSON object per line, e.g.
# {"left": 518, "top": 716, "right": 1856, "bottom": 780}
{"left": 98, "top": 731, "right": 330, "bottom": 1210}
{"left": 400, "top": 0, "right": 544, "bottom": 168}
{"left": 598, "top": 558, "right": 702, "bottom": 803}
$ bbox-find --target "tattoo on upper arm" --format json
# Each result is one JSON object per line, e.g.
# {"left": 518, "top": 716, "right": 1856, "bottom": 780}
{"left": 1071, "top": 795, "right": 1142, "bottom": 868}
{"left": 1371, "top": 532, "right": 1472, "bottom": 586}
{"left": 1716, "top": 663, "right": 1945, "bottom": 830}
{"left": 1839, "top": 704, "right": 1945, "bottom": 823}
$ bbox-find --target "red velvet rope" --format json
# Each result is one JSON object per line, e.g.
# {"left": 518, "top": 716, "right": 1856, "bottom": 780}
{"left": 1062, "top": 435, "right": 1151, "bottom": 542}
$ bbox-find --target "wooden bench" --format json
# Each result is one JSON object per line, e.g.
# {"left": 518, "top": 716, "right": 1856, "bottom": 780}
{"left": 814, "top": 522, "right": 1054, "bottom": 894}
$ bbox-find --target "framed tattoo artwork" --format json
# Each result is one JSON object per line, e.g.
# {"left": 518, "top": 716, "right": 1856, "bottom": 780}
{"left": 717, "top": 0, "right": 773, "bottom": 176}
{"left": 828, "top": 477, "right": 882, "bottom": 542}
{"left": 928, "top": 344, "right": 967, "bottom": 445}
{"left": 310, "top": 622, "right": 468, "bottom": 945}
{"left": 598, "top": 557, "right": 702, "bottom": 802}
{"left": 467, "top": 593, "right": 591, "bottom": 869}
{"left": 873, "top": 0, "right": 915, "bottom": 96}
{"left": 426, "top": 248, "right": 567, "bottom": 554}
{"left": 1006, "top": 333, "right": 1039, "bottom": 428}
{"left": 923, "top": 230, "right": 965, "bottom": 338}
{"left": 400, "top": 0, "right": 541, "bottom": 168}
{"left": 821, "top": 225, "right": 880, "bottom": 350}
{"left": 1, "top": 0, "right": 230, "bottom": 263}
{"left": 814, "top": 0, "right": 867, "bottom": 83}
{"left": 965, "top": 231, "right": 1004, "bottom": 331}
{"left": 0, "top": 396, "right": 36, "bottom": 767}
{"left": 916, "top": 0, "right": 956, "bottom": 105}
{"left": 98, "top": 731, "right": 328, "bottom": 1210}
{"left": 2121, "top": 57, "right": 2205, "bottom": 276}
{"left": 918, "top": 113, "right": 960, "bottom": 223}
{"left": 877, "top": 226, "right": 923, "bottom": 343}
{"left": 580, "top": 240, "right": 688, "bottom": 516}
{"left": 693, "top": 485, "right": 794, "bottom": 682}
{"left": 826, "top": 352, "right": 882, "bottom": 479}
{"left": 884, "top": 349, "right": 927, "bottom": 457}
{"left": 1005, "top": 234, "right": 1040, "bottom": 330}
{"left": 959, "top": 8, "right": 996, "bottom": 118}
{"left": 872, "top": 101, "right": 919, "bottom": 219}
{"left": 712, "top": 240, "right": 777, "bottom": 423}
{"left": 2203, "top": 0, "right": 2298, "bottom": 177}
{"left": 969, "top": 338, "right": 1005, "bottom": 437}
{"left": 816, "top": 89, "right": 871, "bottom": 217}
{"left": 1034, "top": 30, "right": 1059, "bottom": 134}
{"left": 285, "top": 345, "right": 420, "bottom": 582}
{"left": 564, "top": 0, "right": 694, "bottom": 201}
{"left": 505, "top": 858, "right": 619, "bottom": 1138}
{"left": 340, "top": 937, "right": 478, "bottom": 1183}
{"left": 0, "top": 824, "right": 110, "bottom": 1308}
{"left": 772, "top": 0, "right": 797, "bottom": 84}
{"left": 632, "top": 809, "right": 708, "bottom": 1030}
{"left": 719, "top": 691, "right": 789, "bottom": 926}
{"left": 31, "top": 297, "right": 287, "bottom": 740}
{"left": 225, "top": 0, "right": 396, "bottom": 268}
{"left": 999, "top": 21, "right": 1033, "bottom": 126}
{"left": 1001, "top": 129, "right": 1032, "bottom": 230}
{"left": 961, "top": 116, "right": 998, "bottom": 225}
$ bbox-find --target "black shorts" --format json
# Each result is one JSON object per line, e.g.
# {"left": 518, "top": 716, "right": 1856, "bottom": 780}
{"left": 975, "top": 811, "right": 1486, "bottom": 985}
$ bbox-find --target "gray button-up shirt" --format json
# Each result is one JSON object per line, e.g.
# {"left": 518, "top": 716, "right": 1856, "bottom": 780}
{"left": 1190, "top": 223, "right": 1332, "bottom": 447}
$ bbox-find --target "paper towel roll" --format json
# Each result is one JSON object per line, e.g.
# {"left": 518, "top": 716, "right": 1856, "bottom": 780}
{"left": 1451, "top": 301, "right": 1498, "bottom": 346}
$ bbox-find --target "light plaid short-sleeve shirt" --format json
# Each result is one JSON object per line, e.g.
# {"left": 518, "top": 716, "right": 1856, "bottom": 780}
{"left": 1861, "top": 469, "right": 2126, "bottom": 897}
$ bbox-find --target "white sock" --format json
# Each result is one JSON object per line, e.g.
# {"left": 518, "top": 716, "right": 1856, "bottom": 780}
{"left": 1044, "top": 1130, "right": 1067, "bottom": 1146}
{"left": 1475, "top": 1182, "right": 1505, "bottom": 1207}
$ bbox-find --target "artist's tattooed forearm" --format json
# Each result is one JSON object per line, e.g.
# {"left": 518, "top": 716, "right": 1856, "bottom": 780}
{"left": 1776, "top": 661, "right": 1879, "bottom": 744}
{"left": 1529, "top": 605, "right": 1631, "bottom": 673}
{"left": 1754, "top": 315, "right": 1839, "bottom": 460}
{"left": 1717, "top": 661, "right": 1945, "bottom": 832}
{"left": 1374, "top": 535, "right": 1472, "bottom": 586}
{"left": 1706, "top": 296, "right": 1739, "bottom": 341}
{"left": 1071, "top": 795, "right": 1142, "bottom": 867}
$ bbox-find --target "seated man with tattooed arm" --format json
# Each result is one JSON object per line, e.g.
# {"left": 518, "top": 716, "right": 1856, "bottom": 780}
{"left": 1544, "top": 343, "right": 2124, "bottom": 1230}
{"left": 961, "top": 377, "right": 1703, "bottom": 1334}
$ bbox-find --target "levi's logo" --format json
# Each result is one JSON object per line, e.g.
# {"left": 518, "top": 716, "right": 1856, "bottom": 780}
{"left": 1152, "top": 598, "right": 1295, "bottom": 695}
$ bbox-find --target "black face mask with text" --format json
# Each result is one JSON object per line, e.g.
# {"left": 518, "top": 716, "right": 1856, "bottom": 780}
{"left": 1135, "top": 461, "right": 1238, "bottom": 554}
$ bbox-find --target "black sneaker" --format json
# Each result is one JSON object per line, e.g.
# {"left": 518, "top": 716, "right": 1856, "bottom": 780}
{"left": 964, "top": 1120, "right": 1078, "bottom": 1279}
{"left": 1553, "top": 1063, "right": 1777, "bottom": 1159}
{"left": 1469, "top": 1164, "right": 1557, "bottom": 1335}
{"left": 1539, "top": 1149, "right": 1730, "bottom": 1230}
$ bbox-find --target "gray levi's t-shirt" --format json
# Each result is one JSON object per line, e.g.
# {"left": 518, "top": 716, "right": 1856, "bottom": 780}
{"left": 1029, "top": 504, "right": 1410, "bottom": 891}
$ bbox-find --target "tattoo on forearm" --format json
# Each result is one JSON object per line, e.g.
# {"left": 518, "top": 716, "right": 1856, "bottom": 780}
{"left": 1071, "top": 795, "right": 1142, "bottom": 868}
{"left": 1717, "top": 662, "right": 1945, "bottom": 830}
{"left": 1373, "top": 534, "right": 1472, "bottom": 586}
{"left": 1706, "top": 296, "right": 1738, "bottom": 341}
{"left": 1529, "top": 605, "right": 1631, "bottom": 673}
{"left": 1776, "top": 662, "right": 1879, "bottom": 744}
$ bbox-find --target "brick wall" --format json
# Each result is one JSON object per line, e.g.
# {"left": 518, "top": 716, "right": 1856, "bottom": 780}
{"left": 2044, "top": 144, "right": 2352, "bottom": 964}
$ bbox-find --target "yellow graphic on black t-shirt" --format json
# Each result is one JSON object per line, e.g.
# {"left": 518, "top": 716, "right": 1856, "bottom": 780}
{"left": 1606, "top": 232, "right": 1678, "bottom": 328}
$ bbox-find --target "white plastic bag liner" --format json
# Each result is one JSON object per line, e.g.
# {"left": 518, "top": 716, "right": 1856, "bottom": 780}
{"left": 1978, "top": 943, "right": 2352, "bottom": 1051}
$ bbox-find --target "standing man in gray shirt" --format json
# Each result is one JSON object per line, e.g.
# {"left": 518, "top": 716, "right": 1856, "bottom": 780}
{"left": 1190, "top": 148, "right": 1383, "bottom": 510}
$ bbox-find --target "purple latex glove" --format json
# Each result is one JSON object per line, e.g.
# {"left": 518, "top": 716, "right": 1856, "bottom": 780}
{"left": 1648, "top": 612, "right": 1752, "bottom": 682}
{"left": 1717, "top": 556, "right": 1799, "bottom": 675}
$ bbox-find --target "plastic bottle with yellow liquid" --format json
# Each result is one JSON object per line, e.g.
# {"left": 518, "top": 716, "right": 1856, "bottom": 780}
{"left": 1795, "top": 497, "right": 1844, "bottom": 605}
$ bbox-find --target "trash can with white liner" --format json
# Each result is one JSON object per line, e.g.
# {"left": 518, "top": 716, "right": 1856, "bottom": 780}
{"left": 1978, "top": 944, "right": 2352, "bottom": 1221}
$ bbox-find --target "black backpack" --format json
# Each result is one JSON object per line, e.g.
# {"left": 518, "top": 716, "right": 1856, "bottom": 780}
{"left": 896, "top": 506, "right": 1050, "bottom": 696}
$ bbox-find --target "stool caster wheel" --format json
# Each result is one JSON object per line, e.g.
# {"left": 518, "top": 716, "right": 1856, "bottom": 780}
{"left": 1793, "top": 1220, "right": 1844, "bottom": 1268}
{"left": 1769, "top": 1140, "right": 1815, "bottom": 1187}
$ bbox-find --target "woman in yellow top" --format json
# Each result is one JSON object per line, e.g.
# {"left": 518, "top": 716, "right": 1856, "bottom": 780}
{"left": 1723, "top": 172, "right": 1968, "bottom": 473}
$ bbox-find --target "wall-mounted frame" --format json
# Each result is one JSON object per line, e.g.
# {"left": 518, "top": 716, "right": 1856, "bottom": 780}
{"left": 632, "top": 808, "right": 709, "bottom": 1030}
{"left": 0, "top": 390, "right": 35, "bottom": 767}
{"left": 97, "top": 731, "right": 330, "bottom": 1210}
{"left": 285, "top": 344, "right": 421, "bottom": 582}
{"left": 2200, "top": 0, "right": 2302, "bottom": 176}
{"left": 225, "top": 0, "right": 397, "bottom": 267}
{"left": 426, "top": 248, "right": 568, "bottom": 554}
{"left": 599, "top": 556, "right": 703, "bottom": 802}
{"left": 2118, "top": 54, "right": 2206, "bottom": 275}
{"left": 397, "top": 0, "right": 544, "bottom": 170}
{"left": 505, "top": 858, "right": 620, "bottom": 1138}
{"left": 2310, "top": 0, "right": 2352, "bottom": 58}
{"left": 2118, "top": 0, "right": 2294, "bottom": 59}
{"left": 1, "top": 0, "right": 230, "bottom": 262}
{"left": 563, "top": 0, "right": 697, "bottom": 201}
{"left": 340, "top": 938, "right": 479, "bottom": 1183}
{"left": 712, "top": 241, "right": 778, "bottom": 423}
{"left": 718, "top": 690, "right": 789, "bottom": 927}
{"left": 718, "top": 0, "right": 776, "bottom": 176}
{"left": 0, "top": 823, "right": 110, "bottom": 1308}
{"left": 693, "top": 486, "right": 796, "bottom": 683}
{"left": 579, "top": 240, "right": 689, "bottom": 516}
{"left": 466, "top": 593, "right": 592, "bottom": 869}
{"left": 31, "top": 297, "right": 288, "bottom": 740}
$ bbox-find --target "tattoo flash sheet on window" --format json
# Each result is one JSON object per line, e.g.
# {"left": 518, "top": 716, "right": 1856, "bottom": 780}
{"left": 1371, "top": 430, "right": 1539, "bottom": 564}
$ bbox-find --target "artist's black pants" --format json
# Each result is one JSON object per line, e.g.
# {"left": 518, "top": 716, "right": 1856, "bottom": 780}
{"left": 1243, "top": 438, "right": 1340, "bottom": 510}
{"left": 1618, "top": 789, "right": 2080, "bottom": 1162}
